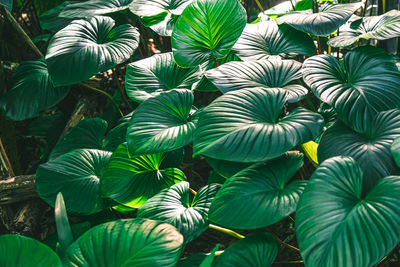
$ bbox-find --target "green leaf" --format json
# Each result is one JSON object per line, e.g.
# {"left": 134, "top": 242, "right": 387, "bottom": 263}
{"left": 36, "top": 149, "right": 111, "bottom": 214}
{"left": 209, "top": 152, "right": 306, "bottom": 229}
{"left": 303, "top": 46, "right": 400, "bottom": 133}
{"left": 318, "top": 110, "right": 400, "bottom": 193}
{"left": 232, "top": 20, "right": 315, "bottom": 61}
{"left": 296, "top": 156, "right": 400, "bottom": 266}
{"left": 276, "top": 2, "right": 362, "bottom": 36}
{"left": 199, "top": 244, "right": 220, "bottom": 267}
{"left": 101, "top": 143, "right": 186, "bottom": 208}
{"left": 39, "top": 2, "right": 75, "bottom": 32}
{"left": 125, "top": 52, "right": 201, "bottom": 102}
{"left": 0, "top": 235, "right": 62, "bottom": 267}
{"left": 206, "top": 59, "right": 307, "bottom": 102}
{"left": 214, "top": 232, "right": 278, "bottom": 267}
{"left": 55, "top": 192, "right": 74, "bottom": 257}
{"left": 301, "top": 141, "right": 318, "bottom": 167}
{"left": 138, "top": 181, "right": 220, "bottom": 242}
{"left": 63, "top": 218, "right": 183, "bottom": 266}
{"left": 49, "top": 117, "right": 127, "bottom": 159}
{"left": 0, "top": 0, "right": 12, "bottom": 11}
{"left": 391, "top": 137, "right": 400, "bottom": 168}
{"left": 59, "top": 0, "right": 133, "bottom": 18}
{"left": 129, "top": 0, "right": 192, "bottom": 36}
{"left": 127, "top": 89, "right": 197, "bottom": 155}
{"left": 46, "top": 16, "right": 140, "bottom": 86}
{"left": 0, "top": 59, "right": 70, "bottom": 121}
{"left": 171, "top": 0, "right": 247, "bottom": 67}
{"left": 328, "top": 10, "right": 400, "bottom": 47}
{"left": 206, "top": 157, "right": 251, "bottom": 179}
{"left": 263, "top": 0, "right": 313, "bottom": 17}
{"left": 193, "top": 88, "right": 324, "bottom": 162}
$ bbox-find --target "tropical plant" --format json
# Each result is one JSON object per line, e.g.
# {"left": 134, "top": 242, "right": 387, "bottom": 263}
{"left": 2, "top": 0, "right": 400, "bottom": 266}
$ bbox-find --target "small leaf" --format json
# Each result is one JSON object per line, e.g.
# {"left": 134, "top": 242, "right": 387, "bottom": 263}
{"left": 199, "top": 244, "right": 220, "bottom": 267}
{"left": 301, "top": 141, "right": 318, "bottom": 167}
{"left": 171, "top": 0, "right": 247, "bottom": 67}
{"left": 296, "top": 156, "right": 400, "bottom": 266}
{"left": 55, "top": 192, "right": 74, "bottom": 257}
{"left": 214, "top": 232, "right": 278, "bottom": 267}
{"left": 0, "top": 0, "right": 12, "bottom": 11}
{"left": 232, "top": 20, "right": 315, "bottom": 61}
{"left": 0, "top": 235, "right": 62, "bottom": 267}
{"left": 101, "top": 143, "right": 185, "bottom": 208}
{"left": 127, "top": 89, "right": 197, "bottom": 155}
{"left": 63, "top": 218, "right": 183, "bottom": 266}
{"left": 209, "top": 152, "right": 306, "bottom": 229}
{"left": 46, "top": 16, "right": 139, "bottom": 86}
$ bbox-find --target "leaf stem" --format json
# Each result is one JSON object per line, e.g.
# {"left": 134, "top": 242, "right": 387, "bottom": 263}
{"left": 289, "top": 0, "right": 296, "bottom": 11}
{"left": 112, "top": 67, "right": 132, "bottom": 110}
{"left": 362, "top": 0, "right": 368, "bottom": 17}
{"left": 269, "top": 231, "right": 300, "bottom": 252}
{"left": 0, "top": 138, "right": 15, "bottom": 177}
{"left": 212, "top": 56, "right": 219, "bottom": 68}
{"left": 189, "top": 188, "right": 197, "bottom": 195}
{"left": 208, "top": 224, "right": 245, "bottom": 239}
{"left": 79, "top": 83, "right": 124, "bottom": 117}
{"left": 316, "top": 36, "right": 324, "bottom": 54}
{"left": 254, "top": 0, "right": 265, "bottom": 12}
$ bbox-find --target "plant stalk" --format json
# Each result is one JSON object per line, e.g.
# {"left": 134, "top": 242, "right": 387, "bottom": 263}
{"left": 269, "top": 231, "right": 300, "bottom": 252}
{"left": 254, "top": 0, "right": 265, "bottom": 12}
{"left": 208, "top": 224, "right": 245, "bottom": 239}
{"left": 212, "top": 56, "right": 219, "bottom": 68}
{"left": 289, "top": 0, "right": 296, "bottom": 10}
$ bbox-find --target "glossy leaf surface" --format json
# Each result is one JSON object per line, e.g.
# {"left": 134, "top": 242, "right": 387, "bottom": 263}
{"left": 46, "top": 16, "right": 139, "bottom": 86}
{"left": 127, "top": 89, "right": 197, "bottom": 155}
{"left": 36, "top": 149, "right": 111, "bottom": 214}
{"left": 101, "top": 143, "right": 185, "bottom": 208}
{"left": 64, "top": 218, "right": 183, "bottom": 267}
{"left": 125, "top": 53, "right": 201, "bottom": 102}
{"left": 193, "top": 88, "right": 324, "bottom": 162}
{"left": 232, "top": 20, "right": 315, "bottom": 61}
{"left": 296, "top": 156, "right": 400, "bottom": 267}
{"left": 171, "top": 0, "right": 247, "bottom": 67}
{"left": 60, "top": 0, "right": 133, "bottom": 18}
{"left": 209, "top": 152, "right": 306, "bottom": 229}
{"left": 138, "top": 182, "right": 220, "bottom": 242}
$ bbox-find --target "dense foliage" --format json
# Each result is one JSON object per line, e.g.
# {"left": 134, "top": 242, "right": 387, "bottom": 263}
{"left": 2, "top": 0, "right": 400, "bottom": 266}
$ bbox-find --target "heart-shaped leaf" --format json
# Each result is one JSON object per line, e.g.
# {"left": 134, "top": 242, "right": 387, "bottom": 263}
{"left": 46, "top": 16, "right": 140, "bottom": 86}
{"left": 0, "top": 59, "right": 70, "bottom": 121}
{"left": 296, "top": 156, "right": 400, "bottom": 266}
{"left": 125, "top": 53, "right": 201, "bottom": 102}
{"left": 205, "top": 59, "right": 307, "bottom": 102}
{"left": 0, "top": 235, "right": 62, "bottom": 267}
{"left": 171, "top": 0, "right": 247, "bottom": 67}
{"left": 276, "top": 2, "right": 362, "bottom": 36}
{"left": 232, "top": 20, "right": 315, "bottom": 61}
{"left": 214, "top": 232, "right": 278, "bottom": 267}
{"left": 328, "top": 10, "right": 400, "bottom": 47}
{"left": 138, "top": 181, "right": 220, "bottom": 242}
{"left": 64, "top": 218, "right": 183, "bottom": 267}
{"left": 303, "top": 46, "right": 400, "bottom": 133}
{"left": 193, "top": 88, "right": 324, "bottom": 162}
{"left": 36, "top": 149, "right": 111, "bottom": 214}
{"left": 127, "top": 89, "right": 197, "bottom": 155}
{"left": 101, "top": 143, "right": 185, "bottom": 208}
{"left": 59, "top": 0, "right": 133, "bottom": 18}
{"left": 318, "top": 109, "right": 400, "bottom": 192}
{"left": 129, "top": 0, "right": 192, "bottom": 36}
{"left": 209, "top": 152, "right": 306, "bottom": 229}
{"left": 49, "top": 117, "right": 127, "bottom": 159}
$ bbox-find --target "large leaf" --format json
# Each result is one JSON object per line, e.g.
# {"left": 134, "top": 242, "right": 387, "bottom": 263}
{"left": 39, "top": 2, "right": 75, "bottom": 32}
{"left": 0, "top": 59, "right": 70, "bottom": 121}
{"left": 232, "top": 20, "right": 315, "bottom": 61}
{"left": 125, "top": 53, "right": 201, "bottom": 102}
{"left": 214, "top": 233, "right": 278, "bottom": 267}
{"left": 171, "top": 0, "right": 247, "bottom": 67}
{"left": 276, "top": 2, "right": 362, "bottom": 36}
{"left": 193, "top": 88, "right": 324, "bottom": 162}
{"left": 129, "top": 0, "right": 192, "bottom": 36}
{"left": 127, "top": 89, "right": 197, "bottom": 155}
{"left": 49, "top": 117, "right": 127, "bottom": 159}
{"left": 263, "top": 0, "right": 313, "bottom": 17}
{"left": 36, "top": 149, "right": 111, "bottom": 214}
{"left": 318, "top": 110, "right": 400, "bottom": 193}
{"left": 296, "top": 156, "right": 400, "bottom": 266}
{"left": 64, "top": 218, "right": 183, "bottom": 266}
{"left": 101, "top": 143, "right": 185, "bottom": 208}
{"left": 206, "top": 59, "right": 307, "bottom": 102}
{"left": 138, "top": 182, "right": 220, "bottom": 242}
{"left": 303, "top": 46, "right": 400, "bottom": 133}
{"left": 59, "top": 0, "right": 133, "bottom": 18}
{"left": 328, "top": 10, "right": 400, "bottom": 47}
{"left": 209, "top": 152, "right": 306, "bottom": 229}
{"left": 46, "top": 16, "right": 140, "bottom": 86}
{"left": 0, "top": 235, "right": 62, "bottom": 267}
